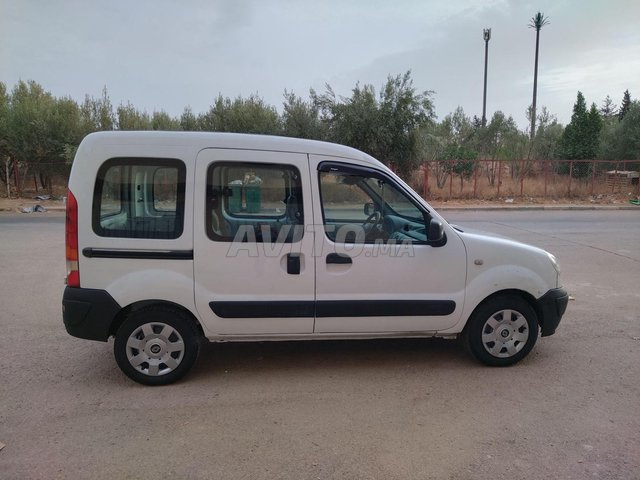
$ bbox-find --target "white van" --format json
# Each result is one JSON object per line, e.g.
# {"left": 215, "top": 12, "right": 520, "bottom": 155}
{"left": 63, "top": 131, "right": 568, "bottom": 385}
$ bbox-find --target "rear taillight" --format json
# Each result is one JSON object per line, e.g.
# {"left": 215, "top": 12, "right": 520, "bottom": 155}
{"left": 65, "top": 190, "right": 80, "bottom": 287}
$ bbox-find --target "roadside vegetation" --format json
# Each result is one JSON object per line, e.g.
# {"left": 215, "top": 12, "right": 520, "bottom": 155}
{"left": 0, "top": 72, "right": 640, "bottom": 201}
{"left": 1, "top": 11, "right": 639, "bottom": 200}
{"left": 1, "top": 75, "right": 637, "bottom": 201}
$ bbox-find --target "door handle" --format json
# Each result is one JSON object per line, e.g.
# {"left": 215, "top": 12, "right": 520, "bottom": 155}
{"left": 326, "top": 253, "right": 352, "bottom": 265}
{"left": 287, "top": 253, "right": 301, "bottom": 275}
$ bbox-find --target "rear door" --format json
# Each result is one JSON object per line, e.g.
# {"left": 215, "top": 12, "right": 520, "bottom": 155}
{"left": 193, "top": 149, "right": 315, "bottom": 335}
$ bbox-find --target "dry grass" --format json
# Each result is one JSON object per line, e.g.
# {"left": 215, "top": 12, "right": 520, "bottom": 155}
{"left": 409, "top": 168, "right": 640, "bottom": 204}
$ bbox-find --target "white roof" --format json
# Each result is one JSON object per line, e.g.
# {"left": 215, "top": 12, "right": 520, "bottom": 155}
{"left": 81, "top": 130, "right": 382, "bottom": 167}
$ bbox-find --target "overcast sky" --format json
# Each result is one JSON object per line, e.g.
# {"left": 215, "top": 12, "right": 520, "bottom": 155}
{"left": 2, "top": 0, "right": 639, "bottom": 129}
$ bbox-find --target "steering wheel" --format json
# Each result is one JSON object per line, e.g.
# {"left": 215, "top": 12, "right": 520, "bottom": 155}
{"left": 362, "top": 211, "right": 382, "bottom": 238}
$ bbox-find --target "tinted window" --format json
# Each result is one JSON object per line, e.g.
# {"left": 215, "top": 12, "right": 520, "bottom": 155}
{"left": 319, "top": 169, "right": 427, "bottom": 244}
{"left": 207, "top": 162, "right": 304, "bottom": 243}
{"left": 93, "top": 159, "right": 186, "bottom": 239}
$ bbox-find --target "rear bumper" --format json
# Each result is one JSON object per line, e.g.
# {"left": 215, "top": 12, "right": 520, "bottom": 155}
{"left": 537, "top": 287, "right": 569, "bottom": 337}
{"left": 62, "top": 287, "right": 121, "bottom": 342}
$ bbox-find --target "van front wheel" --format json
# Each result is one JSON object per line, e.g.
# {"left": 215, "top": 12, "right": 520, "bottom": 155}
{"left": 114, "top": 306, "right": 200, "bottom": 385}
{"left": 465, "top": 295, "right": 539, "bottom": 366}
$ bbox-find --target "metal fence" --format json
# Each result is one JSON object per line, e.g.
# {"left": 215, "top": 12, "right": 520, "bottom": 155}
{"left": 418, "top": 159, "right": 640, "bottom": 200}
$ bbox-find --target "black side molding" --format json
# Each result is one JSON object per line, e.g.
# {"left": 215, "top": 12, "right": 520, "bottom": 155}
{"left": 210, "top": 301, "right": 315, "bottom": 318}
{"left": 83, "top": 248, "right": 193, "bottom": 260}
{"left": 210, "top": 300, "right": 456, "bottom": 318}
{"left": 316, "top": 300, "right": 455, "bottom": 317}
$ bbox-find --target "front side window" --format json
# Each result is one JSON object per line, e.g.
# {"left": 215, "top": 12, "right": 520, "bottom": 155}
{"left": 319, "top": 166, "right": 427, "bottom": 244}
{"left": 207, "top": 162, "right": 304, "bottom": 243}
{"left": 93, "top": 158, "right": 186, "bottom": 239}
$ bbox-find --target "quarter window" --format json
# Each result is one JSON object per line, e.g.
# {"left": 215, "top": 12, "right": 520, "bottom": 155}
{"left": 93, "top": 159, "right": 186, "bottom": 239}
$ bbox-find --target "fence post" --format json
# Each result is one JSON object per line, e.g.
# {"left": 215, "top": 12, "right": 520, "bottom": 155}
{"left": 568, "top": 161, "right": 573, "bottom": 196}
{"left": 497, "top": 160, "right": 501, "bottom": 197}
{"left": 473, "top": 162, "right": 478, "bottom": 197}
{"left": 5, "top": 159, "right": 10, "bottom": 199}
{"left": 14, "top": 162, "right": 21, "bottom": 198}
{"left": 544, "top": 160, "right": 548, "bottom": 198}
{"left": 423, "top": 164, "right": 429, "bottom": 199}
{"left": 449, "top": 167, "right": 453, "bottom": 198}
{"left": 590, "top": 160, "right": 596, "bottom": 195}
{"left": 520, "top": 159, "right": 524, "bottom": 197}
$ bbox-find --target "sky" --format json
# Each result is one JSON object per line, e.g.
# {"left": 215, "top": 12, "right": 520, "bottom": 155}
{"left": 2, "top": 0, "right": 639, "bottom": 129}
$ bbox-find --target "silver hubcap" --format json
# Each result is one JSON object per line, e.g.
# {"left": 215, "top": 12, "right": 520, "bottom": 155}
{"left": 125, "top": 322, "right": 185, "bottom": 376}
{"left": 481, "top": 309, "right": 529, "bottom": 358}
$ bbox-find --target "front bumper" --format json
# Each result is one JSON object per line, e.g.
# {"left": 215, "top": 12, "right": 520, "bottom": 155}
{"left": 62, "top": 287, "right": 121, "bottom": 342}
{"left": 537, "top": 287, "right": 569, "bottom": 337}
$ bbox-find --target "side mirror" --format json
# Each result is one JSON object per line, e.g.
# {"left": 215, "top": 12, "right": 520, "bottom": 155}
{"left": 428, "top": 219, "right": 444, "bottom": 244}
{"left": 363, "top": 202, "right": 376, "bottom": 216}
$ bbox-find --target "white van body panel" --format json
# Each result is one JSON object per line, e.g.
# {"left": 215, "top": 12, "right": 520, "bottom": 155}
{"left": 438, "top": 231, "right": 558, "bottom": 335}
{"left": 65, "top": 131, "right": 564, "bottom": 340}
{"left": 70, "top": 138, "right": 197, "bottom": 317}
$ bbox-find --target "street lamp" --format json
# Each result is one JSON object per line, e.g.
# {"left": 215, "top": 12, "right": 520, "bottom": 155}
{"left": 482, "top": 28, "right": 491, "bottom": 127}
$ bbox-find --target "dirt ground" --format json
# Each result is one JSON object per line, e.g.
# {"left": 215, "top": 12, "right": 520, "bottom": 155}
{"left": 0, "top": 210, "right": 639, "bottom": 479}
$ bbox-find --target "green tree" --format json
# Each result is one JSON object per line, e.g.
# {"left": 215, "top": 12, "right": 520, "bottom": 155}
{"left": 600, "top": 101, "right": 640, "bottom": 161}
{"left": 4, "top": 81, "right": 84, "bottom": 193}
{"left": 600, "top": 95, "right": 617, "bottom": 119}
{"left": 557, "top": 92, "right": 602, "bottom": 177}
{"left": 117, "top": 102, "right": 151, "bottom": 130}
{"left": 312, "top": 71, "right": 434, "bottom": 179}
{"left": 377, "top": 72, "right": 435, "bottom": 177}
{"left": 531, "top": 107, "right": 564, "bottom": 160}
{"left": 80, "top": 86, "right": 115, "bottom": 133}
{"left": 199, "top": 94, "right": 281, "bottom": 134}
{"left": 0, "top": 82, "right": 11, "bottom": 195}
{"left": 615, "top": 101, "right": 640, "bottom": 160}
{"left": 312, "top": 82, "right": 380, "bottom": 157}
{"left": 179, "top": 106, "right": 199, "bottom": 131}
{"left": 425, "top": 107, "right": 478, "bottom": 188}
{"left": 282, "top": 90, "right": 324, "bottom": 139}
{"left": 51, "top": 96, "right": 83, "bottom": 170}
{"left": 5, "top": 81, "right": 57, "bottom": 193}
{"left": 442, "top": 143, "right": 477, "bottom": 191}
{"left": 618, "top": 89, "right": 631, "bottom": 120}
{"left": 529, "top": 12, "right": 550, "bottom": 139}
{"left": 477, "top": 111, "right": 529, "bottom": 184}
{"left": 151, "top": 110, "right": 181, "bottom": 130}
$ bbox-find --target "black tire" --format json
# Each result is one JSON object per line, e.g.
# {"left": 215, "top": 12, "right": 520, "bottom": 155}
{"left": 114, "top": 306, "right": 200, "bottom": 385}
{"left": 464, "top": 295, "right": 539, "bottom": 366}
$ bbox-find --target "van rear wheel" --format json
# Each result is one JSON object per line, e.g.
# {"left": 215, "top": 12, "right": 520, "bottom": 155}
{"left": 464, "top": 295, "right": 539, "bottom": 366}
{"left": 114, "top": 306, "right": 200, "bottom": 385}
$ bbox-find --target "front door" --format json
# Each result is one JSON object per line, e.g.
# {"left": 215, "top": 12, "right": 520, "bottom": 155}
{"left": 194, "top": 149, "right": 315, "bottom": 335}
{"left": 310, "top": 156, "right": 466, "bottom": 333}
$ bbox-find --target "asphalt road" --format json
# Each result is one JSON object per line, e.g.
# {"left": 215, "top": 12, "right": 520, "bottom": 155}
{"left": 1, "top": 210, "right": 639, "bottom": 479}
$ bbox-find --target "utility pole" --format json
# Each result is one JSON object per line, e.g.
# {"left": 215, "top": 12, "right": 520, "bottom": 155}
{"left": 482, "top": 28, "right": 491, "bottom": 127}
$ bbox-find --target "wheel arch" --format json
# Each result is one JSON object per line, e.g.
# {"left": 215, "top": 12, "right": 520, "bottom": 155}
{"left": 109, "top": 300, "right": 205, "bottom": 338}
{"left": 462, "top": 289, "right": 543, "bottom": 335}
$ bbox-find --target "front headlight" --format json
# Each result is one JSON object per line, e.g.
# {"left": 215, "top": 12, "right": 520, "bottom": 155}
{"left": 547, "top": 252, "right": 561, "bottom": 275}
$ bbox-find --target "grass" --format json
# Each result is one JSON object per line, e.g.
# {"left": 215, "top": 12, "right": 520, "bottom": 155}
{"left": 410, "top": 166, "right": 640, "bottom": 203}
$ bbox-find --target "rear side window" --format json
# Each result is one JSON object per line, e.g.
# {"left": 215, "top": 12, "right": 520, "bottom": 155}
{"left": 93, "top": 158, "right": 186, "bottom": 239}
{"left": 206, "top": 162, "right": 304, "bottom": 243}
